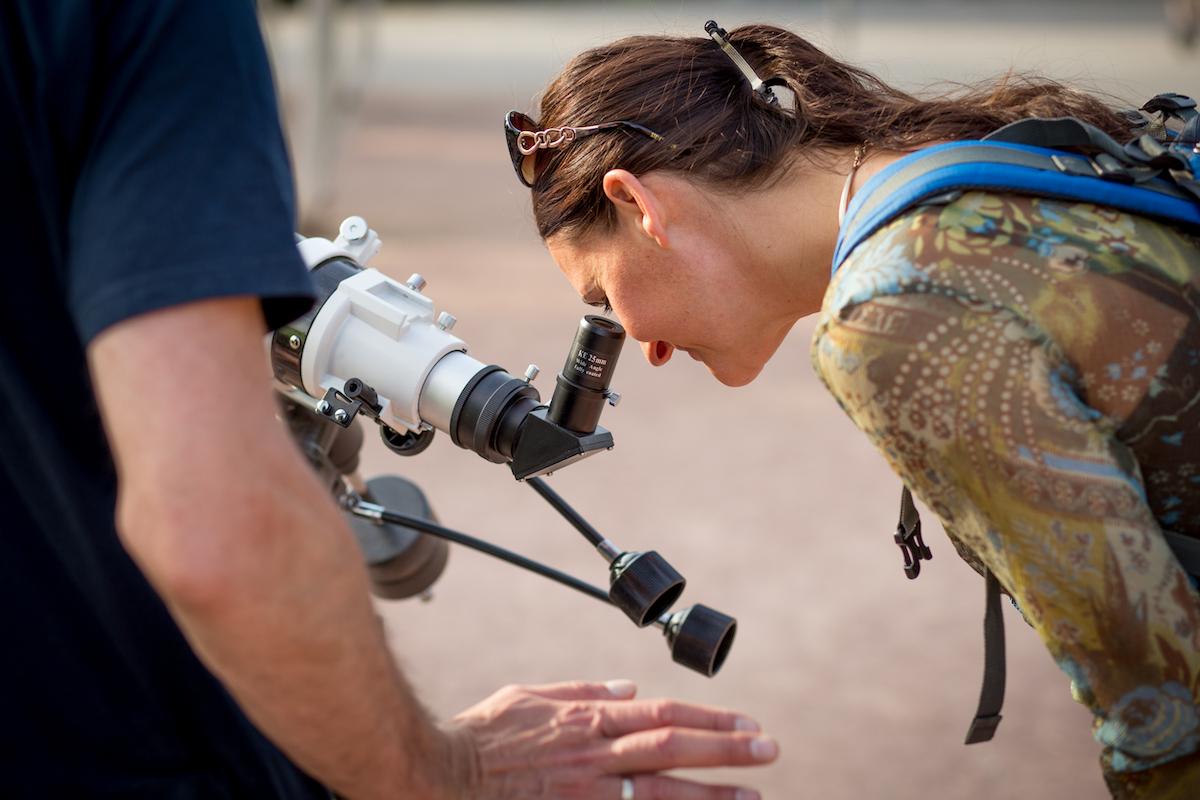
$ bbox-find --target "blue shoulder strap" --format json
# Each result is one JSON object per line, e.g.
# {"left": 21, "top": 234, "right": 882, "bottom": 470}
{"left": 833, "top": 139, "right": 1200, "bottom": 274}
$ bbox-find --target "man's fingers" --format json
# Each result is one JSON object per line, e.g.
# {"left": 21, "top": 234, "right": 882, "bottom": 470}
{"left": 606, "top": 728, "right": 779, "bottom": 773}
{"left": 601, "top": 699, "right": 759, "bottom": 737}
{"left": 604, "top": 775, "right": 761, "bottom": 800}
{"left": 520, "top": 678, "right": 638, "bottom": 701}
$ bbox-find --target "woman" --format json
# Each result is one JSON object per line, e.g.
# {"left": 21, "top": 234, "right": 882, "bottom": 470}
{"left": 504, "top": 22, "right": 1200, "bottom": 798}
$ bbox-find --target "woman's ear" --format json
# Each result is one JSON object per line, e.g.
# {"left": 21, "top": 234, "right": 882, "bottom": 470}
{"left": 602, "top": 169, "right": 669, "bottom": 248}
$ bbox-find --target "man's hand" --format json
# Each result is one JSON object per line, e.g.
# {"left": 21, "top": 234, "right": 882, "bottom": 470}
{"left": 449, "top": 680, "right": 777, "bottom": 799}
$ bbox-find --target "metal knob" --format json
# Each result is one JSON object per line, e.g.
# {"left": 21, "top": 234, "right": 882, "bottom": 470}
{"left": 436, "top": 311, "right": 457, "bottom": 331}
{"left": 405, "top": 273, "right": 427, "bottom": 292}
{"left": 339, "top": 216, "right": 369, "bottom": 242}
{"left": 523, "top": 364, "right": 540, "bottom": 383}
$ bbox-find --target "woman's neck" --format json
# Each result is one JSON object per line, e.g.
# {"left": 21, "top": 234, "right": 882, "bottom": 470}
{"left": 731, "top": 146, "right": 913, "bottom": 323}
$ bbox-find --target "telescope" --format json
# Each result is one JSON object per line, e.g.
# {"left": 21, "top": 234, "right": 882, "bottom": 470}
{"left": 271, "top": 216, "right": 736, "bottom": 676}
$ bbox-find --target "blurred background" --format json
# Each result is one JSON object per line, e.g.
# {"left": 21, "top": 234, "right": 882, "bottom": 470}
{"left": 260, "top": 2, "right": 1199, "bottom": 797}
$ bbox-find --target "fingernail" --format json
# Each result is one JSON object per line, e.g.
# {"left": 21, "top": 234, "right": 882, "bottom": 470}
{"left": 734, "top": 717, "right": 761, "bottom": 733}
{"left": 604, "top": 679, "right": 636, "bottom": 698}
{"left": 736, "top": 790, "right": 761, "bottom": 800}
{"left": 750, "top": 736, "right": 778, "bottom": 762}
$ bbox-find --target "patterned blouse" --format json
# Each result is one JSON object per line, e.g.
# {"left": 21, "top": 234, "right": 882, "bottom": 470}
{"left": 811, "top": 191, "right": 1200, "bottom": 798}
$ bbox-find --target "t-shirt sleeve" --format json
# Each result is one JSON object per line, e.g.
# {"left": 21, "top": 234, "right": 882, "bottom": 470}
{"left": 67, "top": 0, "right": 314, "bottom": 342}
{"left": 812, "top": 292, "right": 1200, "bottom": 797}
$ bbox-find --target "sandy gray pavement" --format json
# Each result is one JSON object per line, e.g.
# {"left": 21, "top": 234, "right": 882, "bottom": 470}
{"left": 262, "top": 3, "right": 1199, "bottom": 798}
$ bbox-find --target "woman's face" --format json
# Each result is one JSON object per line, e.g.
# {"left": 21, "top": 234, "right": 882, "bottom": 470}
{"left": 545, "top": 172, "right": 796, "bottom": 387}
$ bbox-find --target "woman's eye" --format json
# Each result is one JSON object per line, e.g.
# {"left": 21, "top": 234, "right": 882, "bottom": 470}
{"left": 584, "top": 295, "right": 612, "bottom": 314}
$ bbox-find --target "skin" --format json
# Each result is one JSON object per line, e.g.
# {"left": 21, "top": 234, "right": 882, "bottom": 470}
{"left": 89, "top": 295, "right": 778, "bottom": 799}
{"left": 548, "top": 147, "right": 908, "bottom": 386}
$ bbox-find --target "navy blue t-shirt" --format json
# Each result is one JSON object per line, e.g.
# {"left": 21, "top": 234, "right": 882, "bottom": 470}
{"left": 0, "top": 2, "right": 325, "bottom": 796}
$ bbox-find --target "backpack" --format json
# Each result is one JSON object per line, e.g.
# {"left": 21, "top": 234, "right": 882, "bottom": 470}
{"left": 831, "top": 92, "right": 1200, "bottom": 745}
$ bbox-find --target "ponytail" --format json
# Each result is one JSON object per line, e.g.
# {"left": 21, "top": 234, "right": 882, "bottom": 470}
{"left": 531, "top": 24, "right": 1139, "bottom": 241}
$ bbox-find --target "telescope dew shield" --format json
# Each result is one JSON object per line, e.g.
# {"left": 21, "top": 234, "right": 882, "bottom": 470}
{"left": 549, "top": 316, "right": 625, "bottom": 434}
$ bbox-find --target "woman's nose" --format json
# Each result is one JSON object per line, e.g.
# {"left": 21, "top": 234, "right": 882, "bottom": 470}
{"left": 641, "top": 340, "right": 675, "bottom": 367}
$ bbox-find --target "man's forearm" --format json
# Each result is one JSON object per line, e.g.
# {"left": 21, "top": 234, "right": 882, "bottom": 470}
{"left": 91, "top": 297, "right": 468, "bottom": 799}
{"left": 137, "top": 456, "right": 465, "bottom": 799}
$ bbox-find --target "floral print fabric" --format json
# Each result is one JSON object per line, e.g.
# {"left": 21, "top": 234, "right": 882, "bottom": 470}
{"left": 811, "top": 192, "right": 1200, "bottom": 798}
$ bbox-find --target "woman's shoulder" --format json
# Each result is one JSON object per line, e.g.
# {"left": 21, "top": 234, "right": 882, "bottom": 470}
{"left": 821, "top": 189, "right": 1200, "bottom": 338}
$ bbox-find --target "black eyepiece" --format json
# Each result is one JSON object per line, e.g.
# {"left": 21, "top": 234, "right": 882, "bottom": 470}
{"left": 663, "top": 604, "right": 737, "bottom": 677}
{"left": 548, "top": 315, "right": 625, "bottom": 434}
{"left": 608, "top": 551, "right": 686, "bottom": 627}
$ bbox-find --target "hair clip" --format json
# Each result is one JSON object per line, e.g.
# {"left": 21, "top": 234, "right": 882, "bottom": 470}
{"left": 704, "top": 20, "right": 779, "bottom": 106}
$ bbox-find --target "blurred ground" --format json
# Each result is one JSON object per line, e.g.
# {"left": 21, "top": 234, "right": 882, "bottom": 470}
{"left": 262, "top": 3, "right": 1199, "bottom": 798}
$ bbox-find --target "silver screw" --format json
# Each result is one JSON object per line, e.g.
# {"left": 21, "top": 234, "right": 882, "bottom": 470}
{"left": 405, "top": 273, "right": 427, "bottom": 292}
{"left": 419, "top": 589, "right": 434, "bottom": 603}
{"left": 287, "top": 334, "right": 302, "bottom": 350}
{"left": 333, "top": 409, "right": 349, "bottom": 424}
{"left": 523, "top": 364, "right": 540, "bottom": 383}
{"left": 316, "top": 400, "right": 332, "bottom": 415}
{"left": 435, "top": 311, "right": 457, "bottom": 331}
{"left": 339, "top": 216, "right": 368, "bottom": 242}
{"left": 606, "top": 391, "right": 622, "bottom": 407}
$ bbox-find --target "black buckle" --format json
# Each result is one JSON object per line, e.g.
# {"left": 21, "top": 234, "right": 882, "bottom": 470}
{"left": 964, "top": 713, "right": 1002, "bottom": 745}
{"left": 1125, "top": 134, "right": 1193, "bottom": 171}
{"left": 894, "top": 518, "right": 932, "bottom": 580}
{"left": 1050, "top": 153, "right": 1099, "bottom": 178}
{"left": 318, "top": 378, "right": 383, "bottom": 428}
{"left": 1142, "top": 92, "right": 1198, "bottom": 115}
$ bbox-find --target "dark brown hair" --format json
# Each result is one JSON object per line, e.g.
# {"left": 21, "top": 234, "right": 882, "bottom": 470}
{"left": 529, "top": 23, "right": 1139, "bottom": 240}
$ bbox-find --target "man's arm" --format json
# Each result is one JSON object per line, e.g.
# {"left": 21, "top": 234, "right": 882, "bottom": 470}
{"left": 89, "top": 295, "right": 464, "bottom": 798}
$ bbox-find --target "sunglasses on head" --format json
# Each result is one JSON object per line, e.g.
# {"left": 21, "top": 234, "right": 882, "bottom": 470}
{"left": 504, "top": 110, "right": 666, "bottom": 187}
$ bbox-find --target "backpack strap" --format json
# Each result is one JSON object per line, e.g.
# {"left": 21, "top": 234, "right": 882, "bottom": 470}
{"left": 834, "top": 140, "right": 1200, "bottom": 274}
{"left": 1163, "top": 529, "right": 1200, "bottom": 577}
{"left": 896, "top": 488, "right": 1200, "bottom": 746}
{"left": 964, "top": 569, "right": 1006, "bottom": 744}
{"left": 984, "top": 116, "right": 1139, "bottom": 162}
{"left": 895, "top": 488, "right": 1005, "bottom": 743}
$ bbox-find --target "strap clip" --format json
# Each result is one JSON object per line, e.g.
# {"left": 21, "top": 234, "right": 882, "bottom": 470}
{"left": 894, "top": 516, "right": 932, "bottom": 580}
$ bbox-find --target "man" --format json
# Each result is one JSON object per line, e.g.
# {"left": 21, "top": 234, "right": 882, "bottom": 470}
{"left": 0, "top": 2, "right": 776, "bottom": 797}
